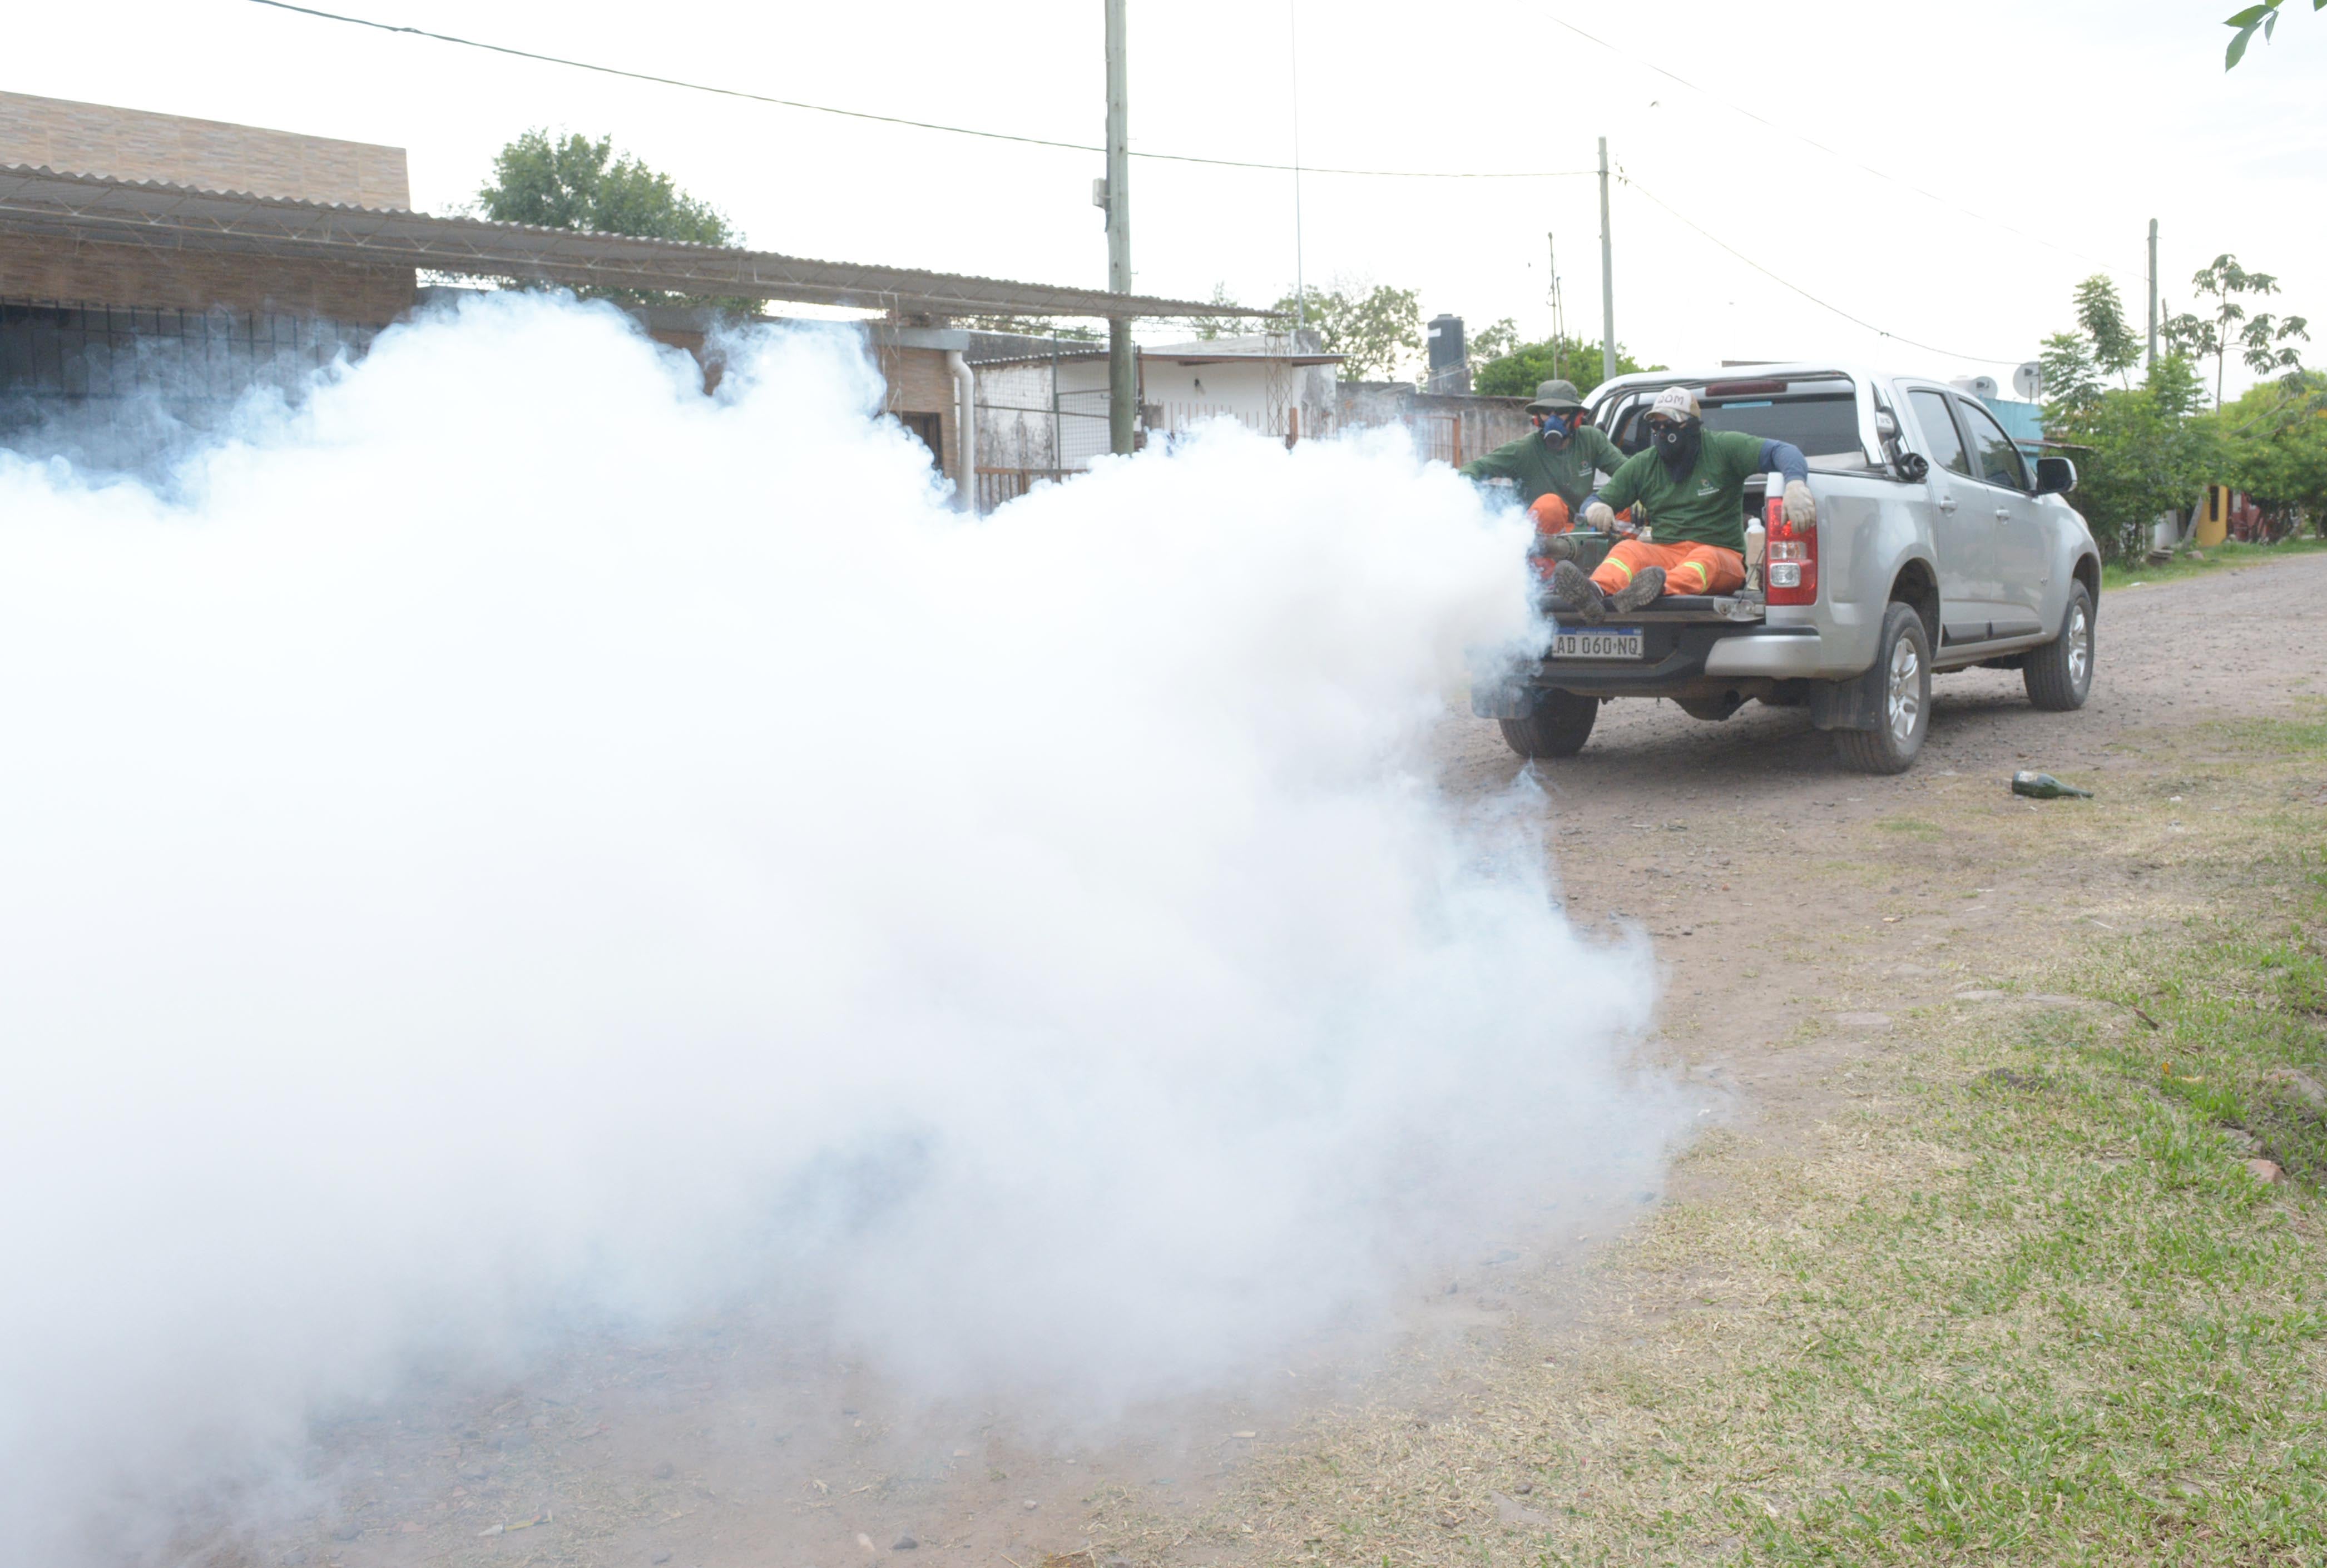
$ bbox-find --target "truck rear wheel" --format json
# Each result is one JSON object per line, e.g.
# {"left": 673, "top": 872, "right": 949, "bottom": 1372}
{"left": 2023, "top": 581, "right": 2095, "bottom": 711}
{"left": 1497, "top": 690, "right": 1598, "bottom": 759}
{"left": 1833, "top": 602, "right": 1931, "bottom": 775}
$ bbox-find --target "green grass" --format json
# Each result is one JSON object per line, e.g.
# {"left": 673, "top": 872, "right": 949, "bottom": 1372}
{"left": 1738, "top": 1019, "right": 2327, "bottom": 1564}
{"left": 1738, "top": 712, "right": 2327, "bottom": 1562}
{"left": 2100, "top": 534, "right": 2327, "bottom": 593}
{"left": 1205, "top": 707, "right": 2327, "bottom": 1568}
{"left": 2069, "top": 715, "right": 2327, "bottom": 1190}
{"left": 1232, "top": 985, "right": 2327, "bottom": 1566}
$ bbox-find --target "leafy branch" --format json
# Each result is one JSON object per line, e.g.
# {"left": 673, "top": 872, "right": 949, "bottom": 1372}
{"left": 2225, "top": 0, "right": 2323, "bottom": 68}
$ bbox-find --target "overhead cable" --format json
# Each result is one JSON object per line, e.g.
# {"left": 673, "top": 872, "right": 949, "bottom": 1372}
{"left": 1540, "top": 8, "right": 2138, "bottom": 285}
{"left": 243, "top": 1, "right": 1593, "bottom": 181}
{"left": 1617, "top": 174, "right": 2024, "bottom": 366}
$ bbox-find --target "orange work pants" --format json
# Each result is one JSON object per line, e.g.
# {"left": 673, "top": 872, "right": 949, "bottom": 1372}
{"left": 1590, "top": 539, "right": 1746, "bottom": 598}
{"left": 1527, "top": 492, "right": 1573, "bottom": 534}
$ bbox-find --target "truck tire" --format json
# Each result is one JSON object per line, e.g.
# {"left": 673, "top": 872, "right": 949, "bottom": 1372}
{"left": 2023, "top": 581, "right": 2095, "bottom": 711}
{"left": 1833, "top": 602, "right": 1931, "bottom": 775}
{"left": 1497, "top": 690, "right": 1598, "bottom": 759}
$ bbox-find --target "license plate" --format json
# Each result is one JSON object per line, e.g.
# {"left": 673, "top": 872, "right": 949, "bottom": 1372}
{"left": 1549, "top": 624, "right": 1645, "bottom": 659}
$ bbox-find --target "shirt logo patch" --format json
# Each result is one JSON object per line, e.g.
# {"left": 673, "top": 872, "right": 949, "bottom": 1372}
{"left": 1696, "top": 483, "right": 1719, "bottom": 496}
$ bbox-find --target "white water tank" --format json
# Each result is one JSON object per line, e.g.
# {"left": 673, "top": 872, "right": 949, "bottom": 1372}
{"left": 1950, "top": 374, "right": 1999, "bottom": 400}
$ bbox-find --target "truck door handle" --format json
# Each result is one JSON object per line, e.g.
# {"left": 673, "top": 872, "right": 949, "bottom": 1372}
{"left": 1937, "top": 494, "right": 1957, "bottom": 513}
{"left": 1994, "top": 507, "right": 2011, "bottom": 521}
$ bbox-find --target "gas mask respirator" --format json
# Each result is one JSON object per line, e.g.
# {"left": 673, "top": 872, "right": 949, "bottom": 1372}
{"left": 1650, "top": 416, "right": 1702, "bottom": 478}
{"left": 1536, "top": 412, "right": 1575, "bottom": 450}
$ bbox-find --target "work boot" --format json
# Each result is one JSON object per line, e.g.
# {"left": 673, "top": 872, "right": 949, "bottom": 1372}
{"left": 1605, "top": 564, "right": 1666, "bottom": 614}
{"left": 1546, "top": 560, "right": 1606, "bottom": 623}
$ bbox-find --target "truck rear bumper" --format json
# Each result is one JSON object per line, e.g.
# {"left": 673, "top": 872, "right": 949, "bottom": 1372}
{"left": 1471, "top": 623, "right": 1829, "bottom": 716}
{"left": 1703, "top": 625, "right": 1822, "bottom": 676}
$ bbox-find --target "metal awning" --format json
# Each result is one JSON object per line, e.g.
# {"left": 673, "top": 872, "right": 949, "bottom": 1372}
{"left": 0, "top": 164, "right": 1269, "bottom": 321}
{"left": 972, "top": 346, "right": 1340, "bottom": 367}
{"left": 1158, "top": 353, "right": 1340, "bottom": 366}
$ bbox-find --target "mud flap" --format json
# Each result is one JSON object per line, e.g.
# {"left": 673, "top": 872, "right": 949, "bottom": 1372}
{"left": 1807, "top": 664, "right": 1884, "bottom": 732}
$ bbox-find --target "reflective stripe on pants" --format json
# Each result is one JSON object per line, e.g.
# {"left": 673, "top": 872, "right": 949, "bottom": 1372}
{"left": 1588, "top": 540, "right": 1747, "bottom": 598}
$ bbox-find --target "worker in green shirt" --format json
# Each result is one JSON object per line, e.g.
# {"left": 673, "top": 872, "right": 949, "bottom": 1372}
{"left": 1459, "top": 379, "right": 1626, "bottom": 542}
{"left": 1546, "top": 385, "right": 1817, "bottom": 622}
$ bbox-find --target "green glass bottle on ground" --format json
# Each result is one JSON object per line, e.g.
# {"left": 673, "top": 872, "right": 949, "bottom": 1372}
{"left": 2012, "top": 770, "right": 2093, "bottom": 800}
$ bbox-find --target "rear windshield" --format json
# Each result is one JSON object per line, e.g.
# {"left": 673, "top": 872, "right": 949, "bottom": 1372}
{"left": 1607, "top": 388, "right": 1864, "bottom": 460}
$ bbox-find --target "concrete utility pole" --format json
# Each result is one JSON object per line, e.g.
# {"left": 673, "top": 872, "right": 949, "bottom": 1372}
{"left": 2147, "top": 218, "right": 2160, "bottom": 368}
{"left": 1105, "top": 0, "right": 1136, "bottom": 456}
{"left": 1289, "top": 0, "right": 1305, "bottom": 330}
{"left": 1597, "top": 137, "right": 1616, "bottom": 385}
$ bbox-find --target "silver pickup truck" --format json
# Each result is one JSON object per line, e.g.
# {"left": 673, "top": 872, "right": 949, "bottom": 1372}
{"left": 1472, "top": 364, "right": 2102, "bottom": 773}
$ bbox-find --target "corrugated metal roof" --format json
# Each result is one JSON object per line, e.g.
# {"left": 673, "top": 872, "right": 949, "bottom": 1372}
{"left": 969, "top": 328, "right": 1339, "bottom": 368}
{"left": 0, "top": 164, "right": 1266, "bottom": 321}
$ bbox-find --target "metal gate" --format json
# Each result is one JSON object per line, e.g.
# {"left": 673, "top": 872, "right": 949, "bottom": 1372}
{"left": 1, "top": 299, "right": 370, "bottom": 473}
{"left": 973, "top": 385, "right": 1114, "bottom": 510}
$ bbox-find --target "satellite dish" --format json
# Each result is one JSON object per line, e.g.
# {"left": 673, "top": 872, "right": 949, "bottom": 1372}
{"left": 2013, "top": 361, "right": 2042, "bottom": 402}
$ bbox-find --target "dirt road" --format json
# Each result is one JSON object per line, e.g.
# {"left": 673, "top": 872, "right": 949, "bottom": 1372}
{"left": 255, "top": 553, "right": 2327, "bottom": 1568}
{"left": 1440, "top": 551, "right": 2327, "bottom": 1147}
{"left": 1180, "top": 549, "right": 2327, "bottom": 1568}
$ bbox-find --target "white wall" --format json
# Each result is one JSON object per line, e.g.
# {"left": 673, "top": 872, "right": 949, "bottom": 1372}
{"left": 976, "top": 351, "right": 1340, "bottom": 474}
{"left": 1143, "top": 355, "right": 1337, "bottom": 446}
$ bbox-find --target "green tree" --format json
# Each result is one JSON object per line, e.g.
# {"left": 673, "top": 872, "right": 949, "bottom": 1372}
{"left": 1466, "top": 316, "right": 1520, "bottom": 366}
{"left": 2167, "top": 254, "right": 2308, "bottom": 406}
{"left": 957, "top": 314, "right": 1100, "bottom": 341}
{"left": 2038, "top": 330, "right": 2106, "bottom": 414}
{"left": 2072, "top": 275, "right": 2142, "bottom": 388}
{"left": 1472, "top": 334, "right": 1656, "bottom": 400}
{"left": 2216, "top": 373, "right": 2327, "bottom": 535}
{"left": 1186, "top": 282, "right": 1251, "bottom": 343}
{"left": 2045, "top": 360, "right": 2220, "bottom": 560}
{"left": 1268, "top": 282, "right": 1423, "bottom": 381}
{"left": 2225, "top": 0, "right": 2321, "bottom": 68}
{"left": 2042, "top": 276, "right": 2143, "bottom": 413}
{"left": 2159, "top": 307, "right": 2219, "bottom": 384}
{"left": 2240, "top": 309, "right": 2310, "bottom": 381}
{"left": 476, "top": 130, "right": 743, "bottom": 307}
{"left": 2043, "top": 275, "right": 2221, "bottom": 557}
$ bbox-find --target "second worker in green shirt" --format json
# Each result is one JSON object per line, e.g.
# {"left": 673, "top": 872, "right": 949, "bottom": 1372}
{"left": 1459, "top": 378, "right": 1627, "bottom": 533}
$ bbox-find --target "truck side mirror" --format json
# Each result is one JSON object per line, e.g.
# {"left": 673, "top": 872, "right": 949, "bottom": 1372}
{"left": 2034, "top": 455, "right": 2077, "bottom": 495}
{"left": 1895, "top": 451, "right": 1929, "bottom": 483}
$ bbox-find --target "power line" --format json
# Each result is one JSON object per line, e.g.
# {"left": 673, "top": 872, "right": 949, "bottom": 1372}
{"left": 1617, "top": 173, "right": 2024, "bottom": 366}
{"left": 240, "top": 0, "right": 2053, "bottom": 364}
{"left": 1539, "top": 8, "right": 2141, "bottom": 287}
{"left": 242, "top": 1, "right": 1595, "bottom": 181}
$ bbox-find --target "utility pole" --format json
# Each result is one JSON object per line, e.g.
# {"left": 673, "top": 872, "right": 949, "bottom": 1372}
{"left": 1104, "top": 0, "right": 1136, "bottom": 456}
{"left": 1597, "top": 137, "right": 1616, "bottom": 385}
{"left": 1547, "top": 232, "right": 1562, "bottom": 380}
{"left": 2146, "top": 218, "right": 2159, "bottom": 368}
{"left": 1289, "top": 0, "right": 1304, "bottom": 332}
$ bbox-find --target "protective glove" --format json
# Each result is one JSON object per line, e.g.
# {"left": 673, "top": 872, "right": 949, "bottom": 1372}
{"left": 1781, "top": 480, "right": 1817, "bottom": 530}
{"left": 1582, "top": 500, "right": 1616, "bottom": 533}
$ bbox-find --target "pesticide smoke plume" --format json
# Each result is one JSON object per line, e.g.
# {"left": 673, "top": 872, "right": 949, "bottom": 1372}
{"left": 0, "top": 295, "right": 1666, "bottom": 1563}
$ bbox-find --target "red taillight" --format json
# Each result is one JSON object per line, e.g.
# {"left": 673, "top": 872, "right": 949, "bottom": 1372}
{"left": 1766, "top": 524, "right": 1818, "bottom": 604}
{"left": 1765, "top": 494, "right": 1818, "bottom": 606}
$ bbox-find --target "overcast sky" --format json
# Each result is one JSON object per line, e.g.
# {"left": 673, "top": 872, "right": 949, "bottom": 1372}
{"left": 10, "top": 1, "right": 2323, "bottom": 395}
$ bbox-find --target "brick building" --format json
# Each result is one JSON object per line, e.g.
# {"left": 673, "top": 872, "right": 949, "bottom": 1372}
{"left": 0, "top": 91, "right": 1249, "bottom": 493}
{"left": 0, "top": 90, "right": 414, "bottom": 324}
